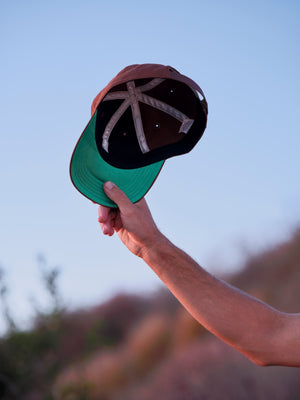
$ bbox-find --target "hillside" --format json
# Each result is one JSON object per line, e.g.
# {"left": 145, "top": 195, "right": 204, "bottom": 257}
{"left": 0, "top": 228, "right": 300, "bottom": 399}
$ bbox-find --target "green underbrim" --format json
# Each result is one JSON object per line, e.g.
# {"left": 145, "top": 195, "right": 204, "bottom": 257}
{"left": 70, "top": 110, "right": 164, "bottom": 207}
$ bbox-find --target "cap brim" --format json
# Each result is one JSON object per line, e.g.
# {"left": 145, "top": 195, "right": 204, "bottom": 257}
{"left": 70, "top": 110, "right": 164, "bottom": 207}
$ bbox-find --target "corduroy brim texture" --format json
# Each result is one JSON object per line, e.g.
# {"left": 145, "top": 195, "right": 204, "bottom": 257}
{"left": 70, "top": 110, "right": 164, "bottom": 207}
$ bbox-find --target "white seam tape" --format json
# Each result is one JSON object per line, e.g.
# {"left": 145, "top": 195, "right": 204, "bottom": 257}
{"left": 101, "top": 78, "right": 194, "bottom": 153}
{"left": 102, "top": 99, "right": 130, "bottom": 152}
{"left": 127, "top": 81, "right": 150, "bottom": 153}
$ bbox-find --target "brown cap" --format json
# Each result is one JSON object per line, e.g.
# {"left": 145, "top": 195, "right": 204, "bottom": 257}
{"left": 70, "top": 63, "right": 208, "bottom": 206}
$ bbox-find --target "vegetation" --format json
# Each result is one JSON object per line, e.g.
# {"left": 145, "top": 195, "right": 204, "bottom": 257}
{"left": 0, "top": 229, "right": 300, "bottom": 399}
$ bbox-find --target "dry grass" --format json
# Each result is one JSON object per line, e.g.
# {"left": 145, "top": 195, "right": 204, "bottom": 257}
{"left": 2, "top": 227, "right": 300, "bottom": 399}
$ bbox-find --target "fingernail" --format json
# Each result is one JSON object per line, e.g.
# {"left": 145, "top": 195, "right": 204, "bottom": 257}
{"left": 104, "top": 181, "right": 114, "bottom": 190}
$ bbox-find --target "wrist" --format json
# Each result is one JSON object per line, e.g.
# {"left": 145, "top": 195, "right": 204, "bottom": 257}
{"left": 139, "top": 232, "right": 172, "bottom": 262}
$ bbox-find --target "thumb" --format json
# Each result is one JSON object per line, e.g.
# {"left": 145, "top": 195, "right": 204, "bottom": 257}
{"left": 103, "top": 182, "right": 133, "bottom": 212}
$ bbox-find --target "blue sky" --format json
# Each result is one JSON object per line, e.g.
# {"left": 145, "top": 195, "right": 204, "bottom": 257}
{"left": 1, "top": 0, "right": 299, "bottom": 332}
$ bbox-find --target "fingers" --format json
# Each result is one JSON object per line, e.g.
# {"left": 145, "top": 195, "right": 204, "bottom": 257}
{"left": 103, "top": 182, "right": 133, "bottom": 214}
{"left": 98, "top": 205, "right": 115, "bottom": 236}
{"left": 100, "top": 221, "right": 114, "bottom": 236}
{"left": 98, "top": 205, "right": 110, "bottom": 223}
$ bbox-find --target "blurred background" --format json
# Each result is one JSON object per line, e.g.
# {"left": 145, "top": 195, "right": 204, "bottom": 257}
{"left": 0, "top": 0, "right": 299, "bottom": 398}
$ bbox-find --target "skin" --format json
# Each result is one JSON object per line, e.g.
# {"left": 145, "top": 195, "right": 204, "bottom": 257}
{"left": 98, "top": 181, "right": 300, "bottom": 367}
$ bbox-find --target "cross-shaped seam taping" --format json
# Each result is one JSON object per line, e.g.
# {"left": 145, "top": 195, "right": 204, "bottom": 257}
{"left": 102, "top": 78, "right": 195, "bottom": 154}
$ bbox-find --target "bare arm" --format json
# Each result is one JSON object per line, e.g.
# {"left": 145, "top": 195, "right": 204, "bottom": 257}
{"left": 98, "top": 182, "right": 300, "bottom": 367}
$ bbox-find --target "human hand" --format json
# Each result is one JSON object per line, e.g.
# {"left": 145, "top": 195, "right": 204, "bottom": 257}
{"left": 98, "top": 182, "right": 163, "bottom": 258}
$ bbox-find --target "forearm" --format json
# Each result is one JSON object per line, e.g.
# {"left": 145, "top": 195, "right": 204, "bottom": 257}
{"left": 141, "top": 234, "right": 286, "bottom": 366}
{"left": 99, "top": 185, "right": 299, "bottom": 366}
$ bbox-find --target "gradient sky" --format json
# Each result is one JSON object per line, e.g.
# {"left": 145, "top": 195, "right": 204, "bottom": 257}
{"left": 1, "top": 0, "right": 299, "bottom": 333}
